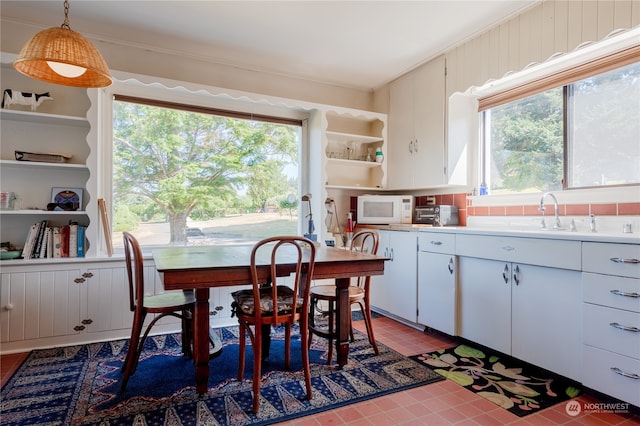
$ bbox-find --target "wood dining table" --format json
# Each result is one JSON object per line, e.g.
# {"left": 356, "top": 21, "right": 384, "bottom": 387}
{"left": 153, "top": 243, "right": 388, "bottom": 394}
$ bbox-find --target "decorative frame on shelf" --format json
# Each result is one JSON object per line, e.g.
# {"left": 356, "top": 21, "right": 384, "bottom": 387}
{"left": 50, "top": 187, "right": 83, "bottom": 211}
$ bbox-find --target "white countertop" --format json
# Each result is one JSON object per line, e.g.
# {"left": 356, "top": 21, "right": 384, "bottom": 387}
{"left": 358, "top": 223, "right": 640, "bottom": 244}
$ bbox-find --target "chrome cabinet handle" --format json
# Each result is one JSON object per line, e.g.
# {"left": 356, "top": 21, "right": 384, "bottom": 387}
{"left": 448, "top": 257, "right": 454, "bottom": 274}
{"left": 611, "top": 367, "right": 640, "bottom": 379}
{"left": 414, "top": 139, "right": 418, "bottom": 153}
{"left": 408, "top": 140, "right": 414, "bottom": 154}
{"left": 390, "top": 248, "right": 394, "bottom": 261}
{"left": 502, "top": 264, "right": 510, "bottom": 284}
{"left": 513, "top": 265, "right": 520, "bottom": 285}
{"left": 610, "top": 289, "right": 640, "bottom": 298}
{"left": 430, "top": 240, "right": 443, "bottom": 245}
{"left": 610, "top": 322, "right": 640, "bottom": 332}
{"left": 501, "top": 246, "right": 515, "bottom": 252}
{"left": 610, "top": 257, "right": 640, "bottom": 264}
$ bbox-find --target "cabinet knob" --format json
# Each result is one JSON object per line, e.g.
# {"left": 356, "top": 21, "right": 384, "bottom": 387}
{"left": 610, "top": 367, "right": 640, "bottom": 380}
{"left": 512, "top": 265, "right": 521, "bottom": 285}
{"left": 82, "top": 272, "right": 94, "bottom": 278}
{"left": 502, "top": 264, "right": 510, "bottom": 284}
{"left": 4, "top": 304, "right": 14, "bottom": 311}
{"left": 609, "top": 257, "right": 640, "bottom": 264}
{"left": 209, "top": 306, "right": 224, "bottom": 316}
{"left": 610, "top": 289, "right": 640, "bottom": 298}
{"left": 74, "top": 277, "right": 86, "bottom": 283}
{"left": 81, "top": 319, "right": 93, "bottom": 325}
{"left": 73, "top": 325, "right": 85, "bottom": 332}
{"left": 609, "top": 322, "right": 640, "bottom": 333}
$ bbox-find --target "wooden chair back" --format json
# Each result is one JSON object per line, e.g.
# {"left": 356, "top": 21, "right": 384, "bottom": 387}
{"left": 249, "top": 235, "right": 316, "bottom": 326}
{"left": 351, "top": 230, "right": 379, "bottom": 288}
{"left": 123, "top": 231, "right": 144, "bottom": 313}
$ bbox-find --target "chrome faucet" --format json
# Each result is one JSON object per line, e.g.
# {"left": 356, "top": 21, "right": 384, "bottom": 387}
{"left": 589, "top": 214, "right": 597, "bottom": 232}
{"left": 539, "top": 192, "right": 562, "bottom": 229}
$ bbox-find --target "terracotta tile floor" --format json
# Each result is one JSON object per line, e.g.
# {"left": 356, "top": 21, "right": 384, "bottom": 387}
{"left": 2, "top": 316, "right": 639, "bottom": 425}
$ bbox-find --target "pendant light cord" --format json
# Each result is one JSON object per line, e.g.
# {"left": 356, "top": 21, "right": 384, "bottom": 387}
{"left": 61, "top": 0, "right": 71, "bottom": 30}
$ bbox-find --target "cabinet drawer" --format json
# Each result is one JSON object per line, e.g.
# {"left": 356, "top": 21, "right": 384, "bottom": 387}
{"left": 582, "top": 242, "right": 640, "bottom": 278}
{"left": 583, "top": 303, "right": 640, "bottom": 359}
{"left": 582, "top": 345, "right": 640, "bottom": 407}
{"left": 456, "top": 234, "right": 581, "bottom": 270}
{"left": 583, "top": 273, "right": 640, "bottom": 313}
{"left": 418, "top": 232, "right": 455, "bottom": 254}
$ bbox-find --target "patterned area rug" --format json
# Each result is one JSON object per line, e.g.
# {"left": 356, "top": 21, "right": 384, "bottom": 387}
{"left": 410, "top": 343, "right": 581, "bottom": 417}
{"left": 2, "top": 324, "right": 442, "bottom": 425}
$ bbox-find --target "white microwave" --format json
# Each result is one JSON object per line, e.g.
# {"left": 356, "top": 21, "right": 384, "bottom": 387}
{"left": 357, "top": 195, "right": 414, "bottom": 225}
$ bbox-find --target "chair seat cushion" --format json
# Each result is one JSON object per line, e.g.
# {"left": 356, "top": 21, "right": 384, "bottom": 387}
{"left": 310, "top": 285, "right": 364, "bottom": 302}
{"left": 144, "top": 290, "right": 195, "bottom": 309}
{"left": 231, "top": 286, "right": 303, "bottom": 316}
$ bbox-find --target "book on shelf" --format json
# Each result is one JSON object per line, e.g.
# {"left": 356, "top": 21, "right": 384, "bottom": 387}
{"left": 60, "top": 225, "right": 70, "bottom": 258}
{"left": 52, "top": 227, "right": 62, "bottom": 258}
{"left": 77, "top": 225, "right": 85, "bottom": 257}
{"left": 69, "top": 223, "right": 78, "bottom": 258}
{"left": 31, "top": 220, "right": 47, "bottom": 259}
{"left": 21, "top": 223, "right": 39, "bottom": 259}
{"left": 21, "top": 221, "right": 87, "bottom": 259}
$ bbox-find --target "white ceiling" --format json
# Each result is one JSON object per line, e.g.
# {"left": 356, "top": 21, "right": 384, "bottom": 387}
{"left": 1, "top": 1, "right": 539, "bottom": 90}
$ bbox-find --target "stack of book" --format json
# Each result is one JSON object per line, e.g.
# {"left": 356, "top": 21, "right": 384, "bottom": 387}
{"left": 22, "top": 220, "right": 86, "bottom": 259}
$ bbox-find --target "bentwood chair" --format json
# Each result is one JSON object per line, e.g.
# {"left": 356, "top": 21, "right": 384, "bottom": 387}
{"left": 308, "top": 230, "right": 380, "bottom": 365}
{"left": 120, "top": 231, "right": 196, "bottom": 393}
{"left": 231, "top": 236, "right": 316, "bottom": 413}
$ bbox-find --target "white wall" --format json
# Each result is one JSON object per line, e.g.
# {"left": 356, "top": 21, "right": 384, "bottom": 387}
{"left": 445, "top": 0, "right": 640, "bottom": 97}
{"left": 0, "top": 19, "right": 374, "bottom": 112}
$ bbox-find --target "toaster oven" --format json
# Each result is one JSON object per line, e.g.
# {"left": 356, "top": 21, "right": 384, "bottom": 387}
{"left": 414, "top": 205, "right": 459, "bottom": 226}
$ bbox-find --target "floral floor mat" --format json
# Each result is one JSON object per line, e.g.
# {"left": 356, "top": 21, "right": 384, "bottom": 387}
{"left": 410, "top": 343, "right": 582, "bottom": 417}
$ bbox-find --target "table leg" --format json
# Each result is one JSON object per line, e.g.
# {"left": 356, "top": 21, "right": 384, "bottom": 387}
{"left": 194, "top": 288, "right": 210, "bottom": 394}
{"left": 335, "top": 277, "right": 350, "bottom": 367}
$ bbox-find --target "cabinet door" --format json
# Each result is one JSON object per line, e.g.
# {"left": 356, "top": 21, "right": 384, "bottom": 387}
{"left": 412, "top": 56, "right": 446, "bottom": 187}
{"left": 511, "top": 264, "right": 582, "bottom": 381}
{"left": 458, "top": 257, "right": 511, "bottom": 353}
{"left": 370, "top": 231, "right": 417, "bottom": 323}
{"left": 418, "top": 251, "right": 456, "bottom": 335}
{"left": 370, "top": 231, "right": 392, "bottom": 312}
{"left": 388, "top": 74, "right": 414, "bottom": 189}
{"left": 386, "top": 231, "right": 418, "bottom": 322}
{"left": 85, "top": 264, "right": 132, "bottom": 333}
{"left": 0, "top": 268, "right": 83, "bottom": 342}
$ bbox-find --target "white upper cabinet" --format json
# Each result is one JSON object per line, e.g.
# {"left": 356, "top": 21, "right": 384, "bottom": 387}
{"left": 388, "top": 56, "right": 446, "bottom": 190}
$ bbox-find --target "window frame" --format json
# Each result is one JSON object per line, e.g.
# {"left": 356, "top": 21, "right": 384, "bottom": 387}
{"left": 481, "top": 62, "right": 639, "bottom": 194}
{"left": 471, "top": 29, "right": 640, "bottom": 197}
{"left": 99, "top": 78, "right": 310, "bottom": 254}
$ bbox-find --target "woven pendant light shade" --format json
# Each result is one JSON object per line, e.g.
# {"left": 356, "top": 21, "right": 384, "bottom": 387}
{"left": 14, "top": 26, "right": 112, "bottom": 88}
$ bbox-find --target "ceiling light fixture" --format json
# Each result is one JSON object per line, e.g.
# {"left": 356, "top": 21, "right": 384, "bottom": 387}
{"left": 13, "top": 0, "right": 112, "bottom": 88}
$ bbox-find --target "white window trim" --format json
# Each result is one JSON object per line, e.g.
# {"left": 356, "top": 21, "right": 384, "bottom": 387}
{"left": 448, "top": 27, "right": 640, "bottom": 206}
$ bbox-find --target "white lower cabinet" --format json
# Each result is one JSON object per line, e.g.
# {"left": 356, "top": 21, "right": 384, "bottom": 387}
{"left": 0, "top": 259, "right": 243, "bottom": 352}
{"left": 417, "top": 232, "right": 457, "bottom": 335}
{"left": 1, "top": 266, "right": 84, "bottom": 343}
{"left": 457, "top": 234, "right": 582, "bottom": 382}
{"left": 370, "top": 230, "right": 418, "bottom": 323}
{"left": 582, "top": 242, "right": 640, "bottom": 407}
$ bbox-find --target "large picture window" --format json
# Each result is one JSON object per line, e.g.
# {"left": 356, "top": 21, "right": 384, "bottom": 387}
{"left": 481, "top": 60, "right": 639, "bottom": 195}
{"left": 111, "top": 96, "right": 302, "bottom": 248}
